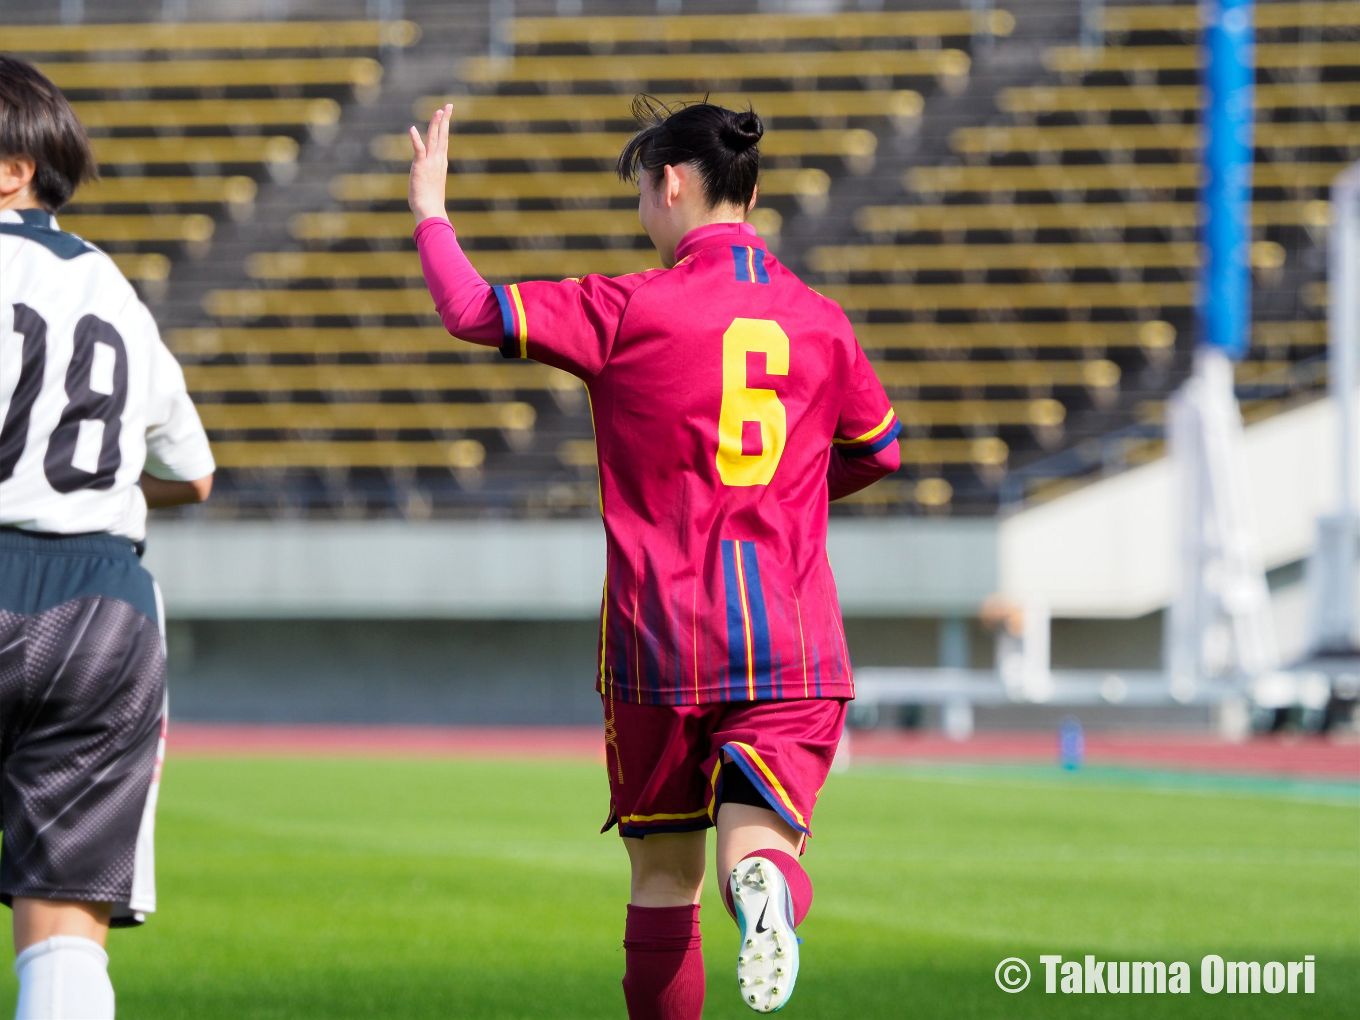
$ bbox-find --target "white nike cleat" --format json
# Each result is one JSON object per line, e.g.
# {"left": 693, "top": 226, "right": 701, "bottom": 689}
{"left": 730, "top": 856, "right": 799, "bottom": 1013}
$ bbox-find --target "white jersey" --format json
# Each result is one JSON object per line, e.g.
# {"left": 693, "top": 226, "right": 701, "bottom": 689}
{"left": 0, "top": 209, "right": 214, "bottom": 541}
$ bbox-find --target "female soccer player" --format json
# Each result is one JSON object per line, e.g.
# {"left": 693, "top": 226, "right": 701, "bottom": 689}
{"left": 410, "top": 97, "right": 900, "bottom": 1018}
{"left": 0, "top": 56, "right": 215, "bottom": 1019}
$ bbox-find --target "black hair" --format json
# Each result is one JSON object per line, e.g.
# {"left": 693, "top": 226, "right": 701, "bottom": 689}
{"left": 0, "top": 55, "right": 98, "bottom": 212}
{"left": 617, "top": 95, "right": 763, "bottom": 210}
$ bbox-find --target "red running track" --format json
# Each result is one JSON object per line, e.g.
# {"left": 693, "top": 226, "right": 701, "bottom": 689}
{"left": 167, "top": 724, "right": 1360, "bottom": 780}
{"left": 847, "top": 730, "right": 1360, "bottom": 779}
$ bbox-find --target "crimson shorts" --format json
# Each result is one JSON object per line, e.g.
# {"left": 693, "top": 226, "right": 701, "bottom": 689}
{"left": 601, "top": 691, "right": 847, "bottom": 839}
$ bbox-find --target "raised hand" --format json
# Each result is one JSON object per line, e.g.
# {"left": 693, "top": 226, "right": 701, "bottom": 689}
{"left": 409, "top": 103, "right": 454, "bottom": 225}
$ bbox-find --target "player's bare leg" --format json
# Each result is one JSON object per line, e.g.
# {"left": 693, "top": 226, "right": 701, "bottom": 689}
{"left": 12, "top": 899, "right": 114, "bottom": 1019}
{"left": 620, "top": 832, "right": 706, "bottom": 1020}
{"left": 624, "top": 831, "right": 706, "bottom": 907}
{"left": 716, "top": 803, "right": 810, "bottom": 1013}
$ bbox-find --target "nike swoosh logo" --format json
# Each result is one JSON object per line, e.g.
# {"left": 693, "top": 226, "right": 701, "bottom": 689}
{"left": 754, "top": 900, "right": 770, "bottom": 933}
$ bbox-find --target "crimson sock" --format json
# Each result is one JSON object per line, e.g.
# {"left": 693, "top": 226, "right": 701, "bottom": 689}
{"left": 621, "top": 904, "right": 705, "bottom": 1020}
{"left": 723, "top": 848, "right": 814, "bottom": 926}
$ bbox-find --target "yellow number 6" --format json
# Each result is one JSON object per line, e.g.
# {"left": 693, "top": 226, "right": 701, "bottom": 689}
{"left": 716, "top": 318, "right": 790, "bottom": 487}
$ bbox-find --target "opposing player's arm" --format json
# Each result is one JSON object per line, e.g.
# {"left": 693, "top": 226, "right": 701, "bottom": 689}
{"left": 827, "top": 341, "right": 901, "bottom": 501}
{"left": 141, "top": 307, "right": 216, "bottom": 509}
{"left": 140, "top": 473, "right": 212, "bottom": 509}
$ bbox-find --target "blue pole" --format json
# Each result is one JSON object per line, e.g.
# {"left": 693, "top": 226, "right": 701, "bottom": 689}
{"left": 1198, "top": 0, "right": 1255, "bottom": 359}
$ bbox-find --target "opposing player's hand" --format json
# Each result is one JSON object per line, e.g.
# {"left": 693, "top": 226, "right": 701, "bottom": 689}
{"left": 409, "top": 104, "right": 453, "bottom": 226}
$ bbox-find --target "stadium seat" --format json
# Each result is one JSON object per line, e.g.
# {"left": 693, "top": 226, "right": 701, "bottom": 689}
{"left": 997, "top": 82, "right": 1360, "bottom": 116}
{"left": 2, "top": 20, "right": 419, "bottom": 53}
{"left": 1044, "top": 42, "right": 1360, "bottom": 75}
{"left": 893, "top": 398, "right": 1066, "bottom": 428}
{"left": 1253, "top": 321, "right": 1327, "bottom": 350}
{"left": 204, "top": 288, "right": 442, "bottom": 318}
{"left": 197, "top": 401, "right": 535, "bottom": 433}
{"left": 329, "top": 168, "right": 828, "bottom": 203}
{"left": 90, "top": 135, "right": 300, "bottom": 168}
{"left": 72, "top": 98, "right": 342, "bottom": 131}
{"left": 823, "top": 281, "right": 1193, "bottom": 312}
{"left": 907, "top": 162, "right": 1345, "bottom": 195}
{"left": 414, "top": 90, "right": 925, "bottom": 127}
{"left": 872, "top": 360, "right": 1121, "bottom": 391}
{"left": 61, "top": 213, "right": 215, "bottom": 244}
{"left": 897, "top": 437, "right": 1009, "bottom": 466}
{"left": 807, "top": 241, "right": 1198, "bottom": 274}
{"left": 208, "top": 439, "right": 485, "bottom": 470}
{"left": 69, "top": 176, "right": 259, "bottom": 209}
{"left": 169, "top": 327, "right": 479, "bottom": 356}
{"left": 288, "top": 209, "right": 644, "bottom": 241}
{"left": 182, "top": 363, "right": 579, "bottom": 394}
{"left": 508, "top": 9, "right": 1013, "bottom": 47}
{"left": 369, "top": 128, "right": 878, "bottom": 164}
{"left": 108, "top": 252, "right": 172, "bottom": 283}
{"left": 457, "top": 49, "right": 970, "bottom": 87}
{"left": 853, "top": 320, "right": 1176, "bottom": 352}
{"left": 244, "top": 249, "right": 658, "bottom": 282}
{"left": 1102, "top": 2, "right": 1360, "bottom": 34}
{"left": 37, "top": 57, "right": 383, "bottom": 91}
{"left": 854, "top": 200, "right": 1316, "bottom": 234}
{"left": 557, "top": 440, "right": 599, "bottom": 469}
{"left": 949, "top": 121, "right": 1360, "bottom": 156}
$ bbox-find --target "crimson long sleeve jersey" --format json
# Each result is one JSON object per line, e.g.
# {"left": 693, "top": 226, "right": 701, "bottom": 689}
{"left": 418, "top": 220, "right": 901, "bottom": 705}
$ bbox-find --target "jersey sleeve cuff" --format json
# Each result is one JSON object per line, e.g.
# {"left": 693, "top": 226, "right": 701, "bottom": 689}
{"left": 143, "top": 450, "right": 216, "bottom": 482}
{"left": 492, "top": 284, "right": 528, "bottom": 359}
{"left": 832, "top": 413, "right": 902, "bottom": 458}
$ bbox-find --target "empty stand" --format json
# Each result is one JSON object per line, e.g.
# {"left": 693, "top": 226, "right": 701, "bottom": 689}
{"left": 193, "top": 8, "right": 1005, "bottom": 509}
{"left": 794, "top": 0, "right": 1333, "bottom": 512}
{"left": 507, "top": 9, "right": 1014, "bottom": 48}
{"left": 117, "top": 2, "right": 1328, "bottom": 518}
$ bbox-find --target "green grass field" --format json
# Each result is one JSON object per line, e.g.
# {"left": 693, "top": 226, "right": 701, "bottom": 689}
{"left": 12, "top": 756, "right": 1354, "bottom": 1019}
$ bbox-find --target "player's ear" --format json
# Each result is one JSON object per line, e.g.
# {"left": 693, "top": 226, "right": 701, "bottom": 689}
{"left": 0, "top": 155, "right": 36, "bottom": 198}
{"left": 746, "top": 183, "right": 759, "bottom": 215}
{"left": 662, "top": 163, "right": 682, "bottom": 207}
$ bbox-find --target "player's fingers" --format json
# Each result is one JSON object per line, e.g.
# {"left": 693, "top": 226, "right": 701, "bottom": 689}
{"left": 437, "top": 104, "right": 453, "bottom": 156}
{"left": 426, "top": 108, "right": 443, "bottom": 155}
{"left": 409, "top": 125, "right": 426, "bottom": 160}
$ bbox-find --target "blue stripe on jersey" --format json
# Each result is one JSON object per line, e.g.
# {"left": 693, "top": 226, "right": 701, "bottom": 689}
{"left": 731, "top": 246, "right": 751, "bottom": 284}
{"left": 752, "top": 247, "right": 771, "bottom": 285}
{"left": 837, "top": 418, "right": 903, "bottom": 458}
{"left": 720, "top": 540, "right": 748, "bottom": 700}
{"left": 491, "top": 285, "right": 518, "bottom": 358}
{"left": 739, "top": 542, "right": 775, "bottom": 699}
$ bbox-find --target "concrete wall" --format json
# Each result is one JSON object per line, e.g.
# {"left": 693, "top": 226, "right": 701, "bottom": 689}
{"left": 144, "top": 517, "right": 999, "bottom": 619}
{"left": 999, "top": 392, "right": 1346, "bottom": 617}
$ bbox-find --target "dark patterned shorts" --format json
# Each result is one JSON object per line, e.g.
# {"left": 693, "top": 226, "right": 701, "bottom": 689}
{"left": 0, "top": 529, "right": 165, "bottom": 925}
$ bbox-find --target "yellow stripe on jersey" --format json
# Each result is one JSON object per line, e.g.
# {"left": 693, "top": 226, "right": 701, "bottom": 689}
{"left": 733, "top": 540, "right": 757, "bottom": 701}
{"left": 618, "top": 808, "right": 710, "bottom": 824}
{"left": 508, "top": 283, "right": 529, "bottom": 358}
{"left": 707, "top": 757, "right": 724, "bottom": 821}
{"left": 832, "top": 408, "right": 898, "bottom": 446}
{"left": 728, "top": 741, "right": 809, "bottom": 831}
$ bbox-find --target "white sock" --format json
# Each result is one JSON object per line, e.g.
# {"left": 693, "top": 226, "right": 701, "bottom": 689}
{"left": 14, "top": 936, "right": 114, "bottom": 1020}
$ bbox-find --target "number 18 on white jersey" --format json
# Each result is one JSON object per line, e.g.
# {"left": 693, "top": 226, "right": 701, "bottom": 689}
{"left": 0, "top": 210, "right": 214, "bottom": 541}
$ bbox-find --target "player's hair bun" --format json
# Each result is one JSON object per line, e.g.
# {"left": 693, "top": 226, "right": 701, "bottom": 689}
{"left": 618, "top": 95, "right": 763, "bottom": 211}
{"left": 720, "top": 110, "right": 764, "bottom": 154}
